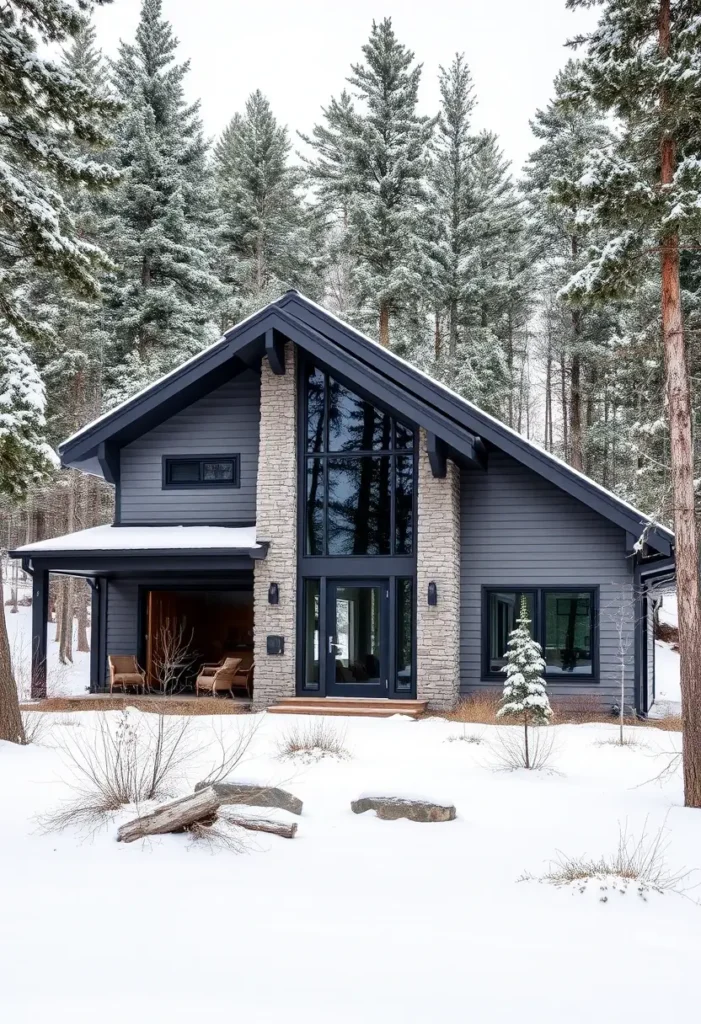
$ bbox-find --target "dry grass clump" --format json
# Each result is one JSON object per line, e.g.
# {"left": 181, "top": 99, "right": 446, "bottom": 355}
{"left": 446, "top": 731, "right": 483, "bottom": 745}
{"left": 595, "top": 731, "right": 649, "bottom": 750}
{"left": 643, "top": 712, "right": 682, "bottom": 733}
{"left": 444, "top": 693, "right": 499, "bottom": 725}
{"left": 522, "top": 819, "right": 694, "bottom": 902}
{"left": 19, "top": 709, "right": 49, "bottom": 745}
{"left": 39, "top": 709, "right": 195, "bottom": 834}
{"left": 19, "top": 695, "right": 251, "bottom": 716}
{"left": 277, "top": 719, "right": 350, "bottom": 762}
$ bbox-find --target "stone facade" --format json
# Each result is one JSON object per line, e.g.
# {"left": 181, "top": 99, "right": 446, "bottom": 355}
{"left": 416, "top": 429, "right": 461, "bottom": 710}
{"left": 252, "top": 345, "right": 297, "bottom": 709}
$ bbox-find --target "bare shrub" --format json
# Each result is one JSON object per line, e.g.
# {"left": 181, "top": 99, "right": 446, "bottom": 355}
{"left": 522, "top": 818, "right": 695, "bottom": 901}
{"left": 445, "top": 693, "right": 499, "bottom": 724}
{"left": 446, "top": 723, "right": 484, "bottom": 745}
{"left": 185, "top": 816, "right": 249, "bottom": 853}
{"left": 550, "top": 694, "right": 608, "bottom": 724}
{"left": 198, "top": 716, "right": 262, "bottom": 786}
{"left": 20, "top": 709, "right": 48, "bottom": 745}
{"left": 40, "top": 709, "right": 195, "bottom": 833}
{"left": 488, "top": 725, "right": 558, "bottom": 772}
{"left": 149, "top": 619, "right": 197, "bottom": 695}
{"left": 595, "top": 732, "right": 649, "bottom": 750}
{"left": 277, "top": 719, "right": 350, "bottom": 762}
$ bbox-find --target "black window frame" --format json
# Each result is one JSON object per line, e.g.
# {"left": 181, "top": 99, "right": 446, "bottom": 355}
{"left": 162, "top": 454, "right": 240, "bottom": 490}
{"left": 301, "top": 361, "right": 417, "bottom": 558}
{"left": 481, "top": 585, "right": 599, "bottom": 682}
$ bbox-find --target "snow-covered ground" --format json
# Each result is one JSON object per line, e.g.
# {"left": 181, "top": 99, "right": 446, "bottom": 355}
{"left": 0, "top": 709, "right": 698, "bottom": 1023}
{"left": 5, "top": 602, "right": 90, "bottom": 697}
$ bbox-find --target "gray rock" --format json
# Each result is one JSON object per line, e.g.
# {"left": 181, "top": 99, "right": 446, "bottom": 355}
{"left": 195, "top": 780, "right": 303, "bottom": 816}
{"left": 350, "top": 796, "right": 456, "bottom": 822}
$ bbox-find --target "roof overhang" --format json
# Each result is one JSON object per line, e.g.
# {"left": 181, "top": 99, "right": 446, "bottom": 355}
{"left": 56, "top": 291, "right": 674, "bottom": 558}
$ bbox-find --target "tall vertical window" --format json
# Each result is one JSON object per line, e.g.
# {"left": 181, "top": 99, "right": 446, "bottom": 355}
{"left": 303, "top": 364, "right": 416, "bottom": 556}
{"left": 395, "top": 578, "right": 414, "bottom": 692}
{"left": 302, "top": 580, "right": 320, "bottom": 689}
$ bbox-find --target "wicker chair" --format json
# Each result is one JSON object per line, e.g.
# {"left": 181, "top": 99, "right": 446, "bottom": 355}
{"left": 231, "top": 656, "right": 254, "bottom": 699}
{"left": 109, "top": 655, "right": 146, "bottom": 694}
{"left": 195, "top": 657, "right": 242, "bottom": 697}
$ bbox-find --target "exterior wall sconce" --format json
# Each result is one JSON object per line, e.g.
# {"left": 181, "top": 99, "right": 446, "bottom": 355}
{"left": 427, "top": 581, "right": 438, "bottom": 606}
{"left": 268, "top": 582, "right": 279, "bottom": 605}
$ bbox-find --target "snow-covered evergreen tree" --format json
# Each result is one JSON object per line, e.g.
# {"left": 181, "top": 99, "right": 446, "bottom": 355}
{"left": 306, "top": 18, "right": 436, "bottom": 348}
{"left": 0, "top": 0, "right": 119, "bottom": 345}
{"left": 563, "top": 0, "right": 701, "bottom": 807}
{"left": 0, "top": 331, "right": 58, "bottom": 498}
{"left": 102, "top": 0, "right": 222, "bottom": 404}
{"left": 524, "top": 61, "right": 617, "bottom": 471}
{"left": 214, "top": 90, "right": 324, "bottom": 325}
{"left": 497, "top": 596, "right": 552, "bottom": 768}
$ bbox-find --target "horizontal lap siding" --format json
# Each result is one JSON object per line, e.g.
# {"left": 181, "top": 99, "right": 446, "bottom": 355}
{"left": 119, "top": 370, "right": 260, "bottom": 524}
{"left": 106, "top": 581, "right": 139, "bottom": 674}
{"left": 460, "top": 452, "right": 635, "bottom": 707}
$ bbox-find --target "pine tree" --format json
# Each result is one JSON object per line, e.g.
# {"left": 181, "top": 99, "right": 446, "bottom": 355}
{"left": 524, "top": 60, "right": 616, "bottom": 470}
{"left": 497, "top": 596, "right": 552, "bottom": 768}
{"left": 214, "top": 90, "right": 324, "bottom": 325}
{"left": 306, "top": 18, "right": 436, "bottom": 348}
{"left": 0, "top": 332, "right": 58, "bottom": 498}
{"left": 564, "top": 0, "right": 701, "bottom": 807}
{"left": 102, "top": 0, "right": 222, "bottom": 403}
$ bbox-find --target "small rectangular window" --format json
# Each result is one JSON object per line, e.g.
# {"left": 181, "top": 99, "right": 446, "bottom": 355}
{"left": 163, "top": 455, "right": 239, "bottom": 489}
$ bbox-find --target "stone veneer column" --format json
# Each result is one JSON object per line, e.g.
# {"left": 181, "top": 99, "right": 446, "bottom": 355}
{"left": 252, "top": 344, "right": 297, "bottom": 709}
{"left": 416, "top": 428, "right": 461, "bottom": 710}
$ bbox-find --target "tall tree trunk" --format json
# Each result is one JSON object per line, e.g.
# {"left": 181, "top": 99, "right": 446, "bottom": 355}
{"left": 0, "top": 574, "right": 25, "bottom": 744}
{"left": 659, "top": 0, "right": 701, "bottom": 807}
{"left": 75, "top": 476, "right": 89, "bottom": 653}
{"left": 59, "top": 475, "right": 76, "bottom": 664}
{"left": 379, "top": 302, "right": 390, "bottom": 349}
{"left": 569, "top": 348, "right": 584, "bottom": 471}
{"left": 560, "top": 349, "right": 569, "bottom": 458}
{"left": 448, "top": 297, "right": 458, "bottom": 358}
{"left": 545, "top": 344, "right": 553, "bottom": 452}
{"left": 434, "top": 310, "right": 442, "bottom": 359}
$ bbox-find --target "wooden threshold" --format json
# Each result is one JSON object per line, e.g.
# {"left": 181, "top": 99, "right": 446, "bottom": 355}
{"left": 267, "top": 696, "right": 427, "bottom": 719}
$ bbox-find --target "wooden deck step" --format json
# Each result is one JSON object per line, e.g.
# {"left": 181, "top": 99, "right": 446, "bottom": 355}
{"left": 267, "top": 697, "right": 427, "bottom": 719}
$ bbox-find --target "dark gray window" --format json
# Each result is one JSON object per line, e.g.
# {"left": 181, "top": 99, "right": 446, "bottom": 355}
{"left": 163, "top": 455, "right": 239, "bottom": 489}
{"left": 396, "top": 578, "right": 414, "bottom": 692}
{"left": 303, "top": 364, "right": 415, "bottom": 557}
{"left": 483, "top": 587, "right": 597, "bottom": 679}
{"left": 302, "top": 579, "right": 321, "bottom": 689}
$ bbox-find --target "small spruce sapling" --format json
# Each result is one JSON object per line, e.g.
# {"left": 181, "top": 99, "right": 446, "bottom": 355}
{"left": 497, "top": 596, "right": 552, "bottom": 768}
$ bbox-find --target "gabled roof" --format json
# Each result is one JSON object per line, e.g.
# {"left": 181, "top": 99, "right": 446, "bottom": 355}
{"left": 59, "top": 291, "right": 674, "bottom": 556}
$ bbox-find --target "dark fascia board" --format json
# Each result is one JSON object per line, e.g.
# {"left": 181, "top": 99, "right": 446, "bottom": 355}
{"left": 58, "top": 305, "right": 276, "bottom": 467}
{"left": 13, "top": 546, "right": 268, "bottom": 577}
{"left": 278, "top": 293, "right": 673, "bottom": 554}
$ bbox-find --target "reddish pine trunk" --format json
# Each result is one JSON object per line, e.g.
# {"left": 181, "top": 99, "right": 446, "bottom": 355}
{"left": 379, "top": 303, "right": 390, "bottom": 349}
{"left": 659, "top": 0, "right": 701, "bottom": 807}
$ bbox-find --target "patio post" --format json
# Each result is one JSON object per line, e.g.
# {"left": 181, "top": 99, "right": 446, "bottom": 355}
{"left": 30, "top": 567, "right": 48, "bottom": 699}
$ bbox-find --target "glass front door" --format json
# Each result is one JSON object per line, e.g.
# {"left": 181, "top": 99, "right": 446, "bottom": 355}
{"left": 326, "top": 581, "right": 388, "bottom": 698}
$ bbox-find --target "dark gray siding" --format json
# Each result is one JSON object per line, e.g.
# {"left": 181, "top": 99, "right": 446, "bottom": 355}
{"left": 119, "top": 370, "right": 260, "bottom": 524}
{"left": 105, "top": 580, "right": 139, "bottom": 670}
{"left": 460, "top": 452, "right": 635, "bottom": 706}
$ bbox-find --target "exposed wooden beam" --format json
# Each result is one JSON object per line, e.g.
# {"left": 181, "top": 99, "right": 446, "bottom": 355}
{"left": 97, "top": 441, "right": 119, "bottom": 486}
{"left": 426, "top": 432, "right": 447, "bottom": 478}
{"left": 265, "top": 328, "right": 286, "bottom": 375}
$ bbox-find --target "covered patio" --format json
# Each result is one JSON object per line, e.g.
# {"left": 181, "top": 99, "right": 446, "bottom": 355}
{"left": 10, "top": 525, "right": 267, "bottom": 699}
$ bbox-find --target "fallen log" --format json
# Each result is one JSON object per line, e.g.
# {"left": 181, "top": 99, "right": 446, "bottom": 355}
{"left": 224, "top": 814, "right": 298, "bottom": 839}
{"left": 117, "top": 787, "right": 220, "bottom": 844}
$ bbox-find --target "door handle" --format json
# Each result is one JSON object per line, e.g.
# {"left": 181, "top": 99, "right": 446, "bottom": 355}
{"left": 328, "top": 636, "right": 339, "bottom": 654}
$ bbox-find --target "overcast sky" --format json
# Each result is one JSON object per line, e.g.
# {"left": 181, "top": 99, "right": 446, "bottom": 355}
{"left": 92, "top": 0, "right": 600, "bottom": 172}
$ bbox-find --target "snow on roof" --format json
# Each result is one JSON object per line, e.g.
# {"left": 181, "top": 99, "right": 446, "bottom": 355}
{"left": 294, "top": 295, "right": 674, "bottom": 542}
{"left": 13, "top": 524, "right": 261, "bottom": 554}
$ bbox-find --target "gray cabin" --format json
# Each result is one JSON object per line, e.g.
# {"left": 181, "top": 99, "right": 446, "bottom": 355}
{"left": 12, "top": 293, "right": 675, "bottom": 714}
